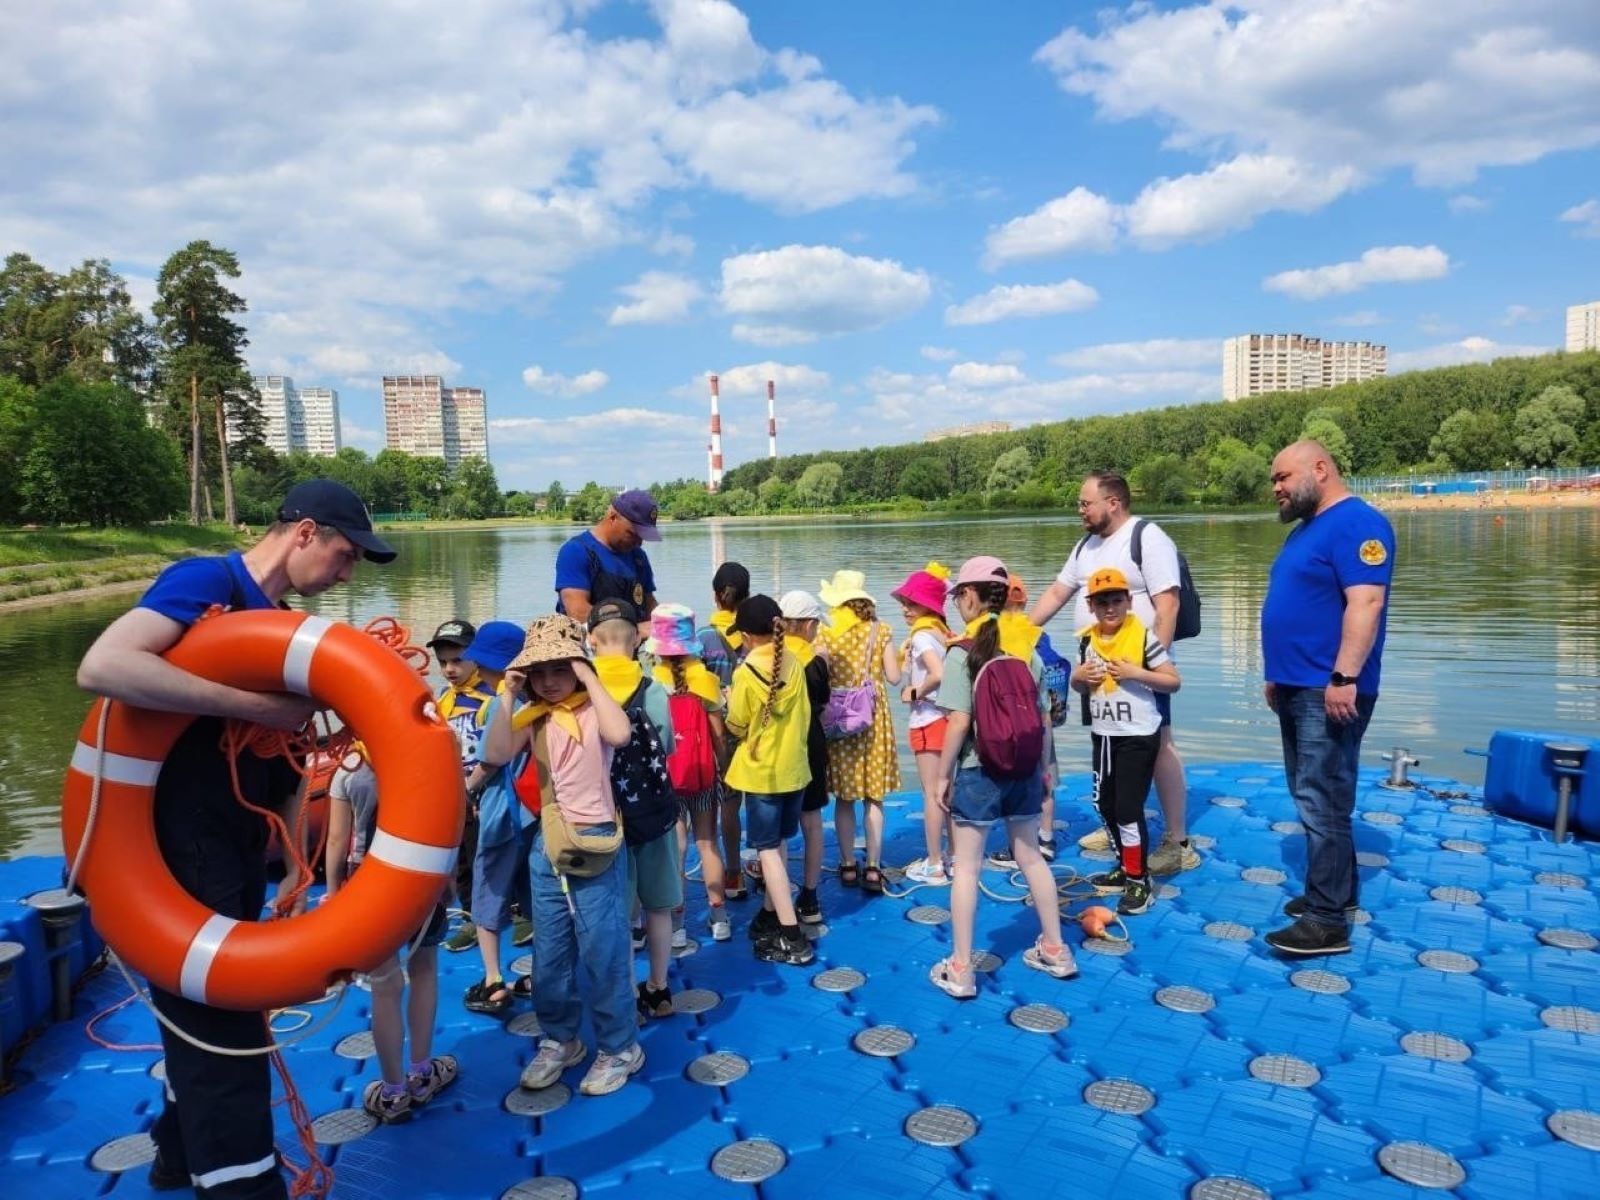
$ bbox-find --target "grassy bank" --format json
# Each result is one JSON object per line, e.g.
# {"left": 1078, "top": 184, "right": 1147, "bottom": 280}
{"left": 0, "top": 524, "right": 242, "bottom": 606}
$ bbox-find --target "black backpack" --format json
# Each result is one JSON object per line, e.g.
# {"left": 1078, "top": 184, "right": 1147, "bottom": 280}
{"left": 609, "top": 680, "right": 678, "bottom": 847}
{"left": 1071, "top": 518, "right": 1201, "bottom": 641}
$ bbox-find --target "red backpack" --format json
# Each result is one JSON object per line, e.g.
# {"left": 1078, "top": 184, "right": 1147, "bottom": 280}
{"left": 666, "top": 692, "right": 718, "bottom": 794}
{"left": 965, "top": 646, "right": 1047, "bottom": 780}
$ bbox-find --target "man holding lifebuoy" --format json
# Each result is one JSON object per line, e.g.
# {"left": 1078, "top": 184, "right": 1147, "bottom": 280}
{"left": 77, "top": 479, "right": 395, "bottom": 1199}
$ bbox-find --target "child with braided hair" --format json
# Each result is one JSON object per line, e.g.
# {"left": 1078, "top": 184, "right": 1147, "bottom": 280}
{"left": 724, "top": 595, "right": 815, "bottom": 966}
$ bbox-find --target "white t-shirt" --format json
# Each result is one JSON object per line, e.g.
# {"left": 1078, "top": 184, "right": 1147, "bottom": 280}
{"left": 1056, "top": 518, "right": 1182, "bottom": 633}
{"left": 1079, "top": 629, "right": 1169, "bottom": 736}
{"left": 906, "top": 629, "right": 947, "bottom": 730}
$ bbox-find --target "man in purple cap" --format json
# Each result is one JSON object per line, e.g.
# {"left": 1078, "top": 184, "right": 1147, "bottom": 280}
{"left": 554, "top": 488, "right": 660, "bottom": 623}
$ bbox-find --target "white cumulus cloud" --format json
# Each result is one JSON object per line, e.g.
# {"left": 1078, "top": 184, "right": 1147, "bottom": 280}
{"left": 720, "top": 244, "right": 931, "bottom": 344}
{"left": 490, "top": 406, "right": 700, "bottom": 446}
{"left": 1051, "top": 338, "right": 1220, "bottom": 370}
{"left": 945, "top": 280, "right": 1099, "bottom": 326}
{"left": 1389, "top": 336, "right": 1552, "bottom": 372}
{"left": 521, "top": 366, "right": 611, "bottom": 396}
{"left": 608, "top": 271, "right": 703, "bottom": 325}
{"left": 1560, "top": 199, "right": 1600, "bottom": 238}
{"left": 920, "top": 345, "right": 959, "bottom": 362}
{"left": 1263, "top": 245, "right": 1452, "bottom": 300}
{"left": 1124, "top": 155, "right": 1360, "bottom": 247}
{"left": 982, "top": 186, "right": 1120, "bottom": 267}
{"left": 948, "top": 362, "right": 1027, "bottom": 387}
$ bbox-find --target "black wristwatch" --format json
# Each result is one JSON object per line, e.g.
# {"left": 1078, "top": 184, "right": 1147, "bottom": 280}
{"left": 1329, "top": 670, "right": 1357, "bottom": 687}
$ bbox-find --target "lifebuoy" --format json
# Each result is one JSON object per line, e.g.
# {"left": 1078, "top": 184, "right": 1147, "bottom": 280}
{"left": 61, "top": 609, "right": 463, "bottom": 1010}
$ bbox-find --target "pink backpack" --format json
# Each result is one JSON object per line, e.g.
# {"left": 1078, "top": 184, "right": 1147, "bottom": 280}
{"left": 962, "top": 642, "right": 1046, "bottom": 780}
{"left": 666, "top": 692, "right": 717, "bottom": 794}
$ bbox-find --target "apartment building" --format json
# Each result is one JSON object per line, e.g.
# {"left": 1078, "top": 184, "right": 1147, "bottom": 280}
{"left": 1222, "top": 334, "right": 1387, "bottom": 400}
{"left": 381, "top": 376, "right": 489, "bottom": 469}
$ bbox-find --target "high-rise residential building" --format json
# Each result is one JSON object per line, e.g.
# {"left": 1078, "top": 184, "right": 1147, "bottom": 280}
{"left": 1222, "top": 334, "right": 1387, "bottom": 401}
{"left": 1567, "top": 302, "right": 1600, "bottom": 353}
{"left": 382, "top": 376, "right": 489, "bottom": 469}
{"left": 247, "top": 376, "right": 342, "bottom": 457}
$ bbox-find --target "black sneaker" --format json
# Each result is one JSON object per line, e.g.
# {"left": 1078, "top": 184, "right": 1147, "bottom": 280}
{"left": 147, "top": 1153, "right": 189, "bottom": 1192}
{"left": 1284, "top": 896, "right": 1359, "bottom": 920}
{"left": 1088, "top": 866, "right": 1128, "bottom": 895}
{"left": 1118, "top": 874, "right": 1153, "bottom": 916}
{"left": 1037, "top": 836, "right": 1057, "bottom": 864}
{"left": 754, "top": 927, "right": 815, "bottom": 966}
{"left": 986, "top": 847, "right": 1016, "bottom": 869}
{"left": 635, "top": 981, "right": 673, "bottom": 1021}
{"left": 796, "top": 890, "right": 823, "bottom": 925}
{"left": 1264, "top": 917, "right": 1352, "bottom": 957}
{"left": 630, "top": 925, "right": 646, "bottom": 951}
{"left": 747, "top": 907, "right": 780, "bottom": 944}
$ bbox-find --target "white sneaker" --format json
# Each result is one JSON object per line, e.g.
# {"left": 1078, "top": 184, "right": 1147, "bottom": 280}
{"left": 520, "top": 1038, "right": 586, "bottom": 1090}
{"left": 671, "top": 926, "right": 689, "bottom": 950}
{"left": 905, "top": 858, "right": 951, "bottom": 886}
{"left": 1022, "top": 936, "right": 1079, "bottom": 979}
{"left": 578, "top": 1043, "right": 645, "bottom": 1096}
{"left": 708, "top": 907, "right": 732, "bottom": 942}
{"left": 1078, "top": 826, "right": 1111, "bottom": 852}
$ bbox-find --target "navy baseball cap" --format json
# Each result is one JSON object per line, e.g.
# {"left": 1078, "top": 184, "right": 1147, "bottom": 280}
{"left": 427, "top": 619, "right": 476, "bottom": 650}
{"left": 587, "top": 597, "right": 640, "bottom": 630}
{"left": 611, "top": 489, "right": 662, "bottom": 542}
{"left": 277, "top": 479, "right": 397, "bottom": 564}
{"left": 462, "top": 620, "right": 524, "bottom": 673}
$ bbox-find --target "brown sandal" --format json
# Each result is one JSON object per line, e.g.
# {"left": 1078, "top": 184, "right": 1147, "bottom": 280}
{"left": 839, "top": 859, "right": 860, "bottom": 887}
{"left": 862, "top": 864, "right": 884, "bottom": 895}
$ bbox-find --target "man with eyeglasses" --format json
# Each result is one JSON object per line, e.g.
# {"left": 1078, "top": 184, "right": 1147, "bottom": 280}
{"left": 1028, "top": 469, "right": 1196, "bottom": 876}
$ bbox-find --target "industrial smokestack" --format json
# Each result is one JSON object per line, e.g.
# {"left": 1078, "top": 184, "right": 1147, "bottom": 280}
{"left": 766, "top": 378, "right": 777, "bottom": 459}
{"left": 708, "top": 373, "right": 724, "bottom": 493}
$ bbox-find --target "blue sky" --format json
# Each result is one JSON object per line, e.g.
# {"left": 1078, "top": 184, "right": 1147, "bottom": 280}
{"left": 4, "top": 0, "right": 1597, "bottom": 489}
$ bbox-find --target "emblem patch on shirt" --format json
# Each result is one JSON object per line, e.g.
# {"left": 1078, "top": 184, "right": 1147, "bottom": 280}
{"left": 1358, "top": 539, "right": 1387, "bottom": 566}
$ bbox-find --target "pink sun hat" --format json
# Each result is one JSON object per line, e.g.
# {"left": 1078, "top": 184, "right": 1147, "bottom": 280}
{"left": 890, "top": 561, "right": 951, "bottom": 617}
{"left": 643, "top": 602, "right": 699, "bottom": 657}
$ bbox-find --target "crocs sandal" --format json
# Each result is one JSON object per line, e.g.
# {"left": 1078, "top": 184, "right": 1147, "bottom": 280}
{"left": 839, "top": 860, "right": 861, "bottom": 887}
{"left": 463, "top": 978, "right": 512, "bottom": 1015}
{"left": 862, "top": 864, "right": 884, "bottom": 895}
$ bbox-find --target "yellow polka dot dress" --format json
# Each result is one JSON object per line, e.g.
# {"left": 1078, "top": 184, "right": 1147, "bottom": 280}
{"left": 821, "top": 620, "right": 901, "bottom": 802}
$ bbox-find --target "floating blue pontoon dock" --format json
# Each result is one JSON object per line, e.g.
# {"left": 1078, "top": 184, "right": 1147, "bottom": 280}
{"left": 2, "top": 752, "right": 1598, "bottom": 1199}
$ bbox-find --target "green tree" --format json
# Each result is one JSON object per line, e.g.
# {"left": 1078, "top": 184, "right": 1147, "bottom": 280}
{"left": 986, "top": 445, "right": 1033, "bottom": 492}
{"left": 153, "top": 241, "right": 259, "bottom": 525}
{"left": 543, "top": 480, "right": 567, "bottom": 514}
{"left": 0, "top": 376, "right": 37, "bottom": 522}
{"left": 568, "top": 481, "right": 609, "bottom": 524}
{"left": 402, "top": 455, "right": 450, "bottom": 515}
{"left": 1203, "top": 438, "right": 1270, "bottom": 505}
{"left": 1514, "top": 385, "right": 1585, "bottom": 466}
{"left": 369, "top": 450, "right": 413, "bottom": 514}
{"left": 1130, "top": 453, "right": 1193, "bottom": 507}
{"left": 17, "top": 378, "right": 183, "bottom": 524}
{"left": 1300, "top": 415, "right": 1353, "bottom": 474}
{"left": 320, "top": 447, "right": 375, "bottom": 503}
{"left": 444, "top": 456, "right": 501, "bottom": 519}
{"left": 1429, "top": 407, "right": 1513, "bottom": 471}
{"left": 757, "top": 475, "right": 791, "bottom": 511}
{"left": 898, "top": 457, "right": 948, "bottom": 501}
{"left": 717, "top": 487, "right": 756, "bottom": 516}
{"left": 795, "top": 461, "right": 843, "bottom": 507}
{"left": 503, "top": 491, "right": 537, "bottom": 517}
{"left": 0, "top": 254, "right": 155, "bottom": 391}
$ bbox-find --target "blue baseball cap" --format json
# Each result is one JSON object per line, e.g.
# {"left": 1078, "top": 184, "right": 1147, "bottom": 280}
{"left": 462, "top": 620, "right": 523, "bottom": 673}
{"left": 277, "top": 479, "right": 396, "bottom": 564}
{"left": 611, "top": 488, "right": 662, "bottom": 542}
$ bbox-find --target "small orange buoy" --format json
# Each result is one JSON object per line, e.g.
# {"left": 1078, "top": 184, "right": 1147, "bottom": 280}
{"left": 1080, "top": 905, "right": 1118, "bottom": 938}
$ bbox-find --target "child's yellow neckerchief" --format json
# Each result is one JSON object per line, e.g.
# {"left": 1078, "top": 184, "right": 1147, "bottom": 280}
{"left": 436, "top": 671, "right": 493, "bottom": 720}
{"left": 709, "top": 608, "right": 743, "bottom": 651}
{"left": 1076, "top": 612, "right": 1148, "bottom": 693}
{"left": 901, "top": 613, "right": 951, "bottom": 659}
{"left": 591, "top": 654, "right": 643, "bottom": 704}
{"left": 960, "top": 611, "right": 1042, "bottom": 660}
{"left": 652, "top": 659, "right": 722, "bottom": 706}
{"left": 782, "top": 634, "right": 816, "bottom": 666}
{"left": 829, "top": 604, "right": 863, "bottom": 636}
{"left": 511, "top": 692, "right": 591, "bottom": 742}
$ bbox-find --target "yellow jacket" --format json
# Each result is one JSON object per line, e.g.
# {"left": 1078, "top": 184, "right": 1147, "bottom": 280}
{"left": 725, "top": 642, "right": 812, "bottom": 795}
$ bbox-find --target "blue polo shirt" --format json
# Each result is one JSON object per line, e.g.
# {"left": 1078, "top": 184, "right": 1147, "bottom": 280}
{"left": 1261, "top": 496, "right": 1395, "bottom": 693}
{"left": 139, "top": 552, "right": 272, "bottom": 624}
{"left": 553, "top": 530, "right": 656, "bottom": 613}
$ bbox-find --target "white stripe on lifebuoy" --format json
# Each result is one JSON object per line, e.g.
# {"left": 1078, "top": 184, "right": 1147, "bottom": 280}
{"left": 69, "top": 741, "right": 163, "bottom": 787}
{"left": 179, "top": 912, "right": 238, "bottom": 1003}
{"left": 366, "top": 829, "right": 458, "bottom": 876}
{"left": 281, "top": 615, "right": 334, "bottom": 695}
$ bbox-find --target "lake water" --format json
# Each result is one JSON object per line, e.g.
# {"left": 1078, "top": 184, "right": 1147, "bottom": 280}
{"left": 3, "top": 507, "right": 1597, "bottom": 859}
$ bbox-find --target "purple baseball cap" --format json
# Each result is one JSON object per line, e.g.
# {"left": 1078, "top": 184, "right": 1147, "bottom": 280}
{"left": 611, "top": 489, "right": 662, "bottom": 542}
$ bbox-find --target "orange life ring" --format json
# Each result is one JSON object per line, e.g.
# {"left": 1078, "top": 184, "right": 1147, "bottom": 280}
{"left": 61, "top": 609, "right": 464, "bottom": 1010}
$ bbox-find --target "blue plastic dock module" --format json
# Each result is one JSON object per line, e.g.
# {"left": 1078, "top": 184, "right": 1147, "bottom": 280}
{"left": 0, "top": 759, "right": 1596, "bottom": 1200}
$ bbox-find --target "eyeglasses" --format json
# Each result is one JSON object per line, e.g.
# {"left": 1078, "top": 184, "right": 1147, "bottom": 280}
{"left": 1076, "top": 498, "right": 1103, "bottom": 511}
{"left": 1088, "top": 593, "right": 1129, "bottom": 607}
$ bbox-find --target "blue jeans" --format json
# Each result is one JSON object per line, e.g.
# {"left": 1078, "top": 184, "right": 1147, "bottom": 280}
{"left": 528, "top": 825, "right": 636, "bottom": 1055}
{"left": 1276, "top": 686, "right": 1376, "bottom": 931}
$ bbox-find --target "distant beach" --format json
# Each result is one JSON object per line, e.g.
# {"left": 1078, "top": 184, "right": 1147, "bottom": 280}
{"left": 1370, "top": 487, "right": 1600, "bottom": 513}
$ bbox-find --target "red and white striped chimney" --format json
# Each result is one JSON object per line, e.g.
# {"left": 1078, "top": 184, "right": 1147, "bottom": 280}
{"left": 708, "top": 373, "right": 724, "bottom": 493}
{"left": 766, "top": 378, "right": 777, "bottom": 459}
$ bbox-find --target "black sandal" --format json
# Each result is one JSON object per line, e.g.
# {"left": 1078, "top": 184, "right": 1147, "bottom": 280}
{"left": 839, "top": 859, "right": 861, "bottom": 887}
{"left": 862, "top": 864, "right": 884, "bottom": 895}
{"left": 463, "top": 978, "right": 511, "bottom": 1015}
{"left": 510, "top": 975, "right": 533, "bottom": 999}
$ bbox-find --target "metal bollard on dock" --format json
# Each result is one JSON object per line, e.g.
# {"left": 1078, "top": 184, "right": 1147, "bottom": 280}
{"left": 24, "top": 890, "right": 89, "bottom": 1023}
{"left": 1380, "top": 747, "right": 1420, "bottom": 790}
{"left": 1545, "top": 742, "right": 1590, "bottom": 844}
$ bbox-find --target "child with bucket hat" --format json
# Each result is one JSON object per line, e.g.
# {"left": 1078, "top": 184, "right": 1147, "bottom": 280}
{"left": 644, "top": 603, "right": 733, "bottom": 942}
{"left": 479, "top": 616, "right": 644, "bottom": 1097}
{"left": 778, "top": 589, "right": 832, "bottom": 926}
{"left": 891, "top": 562, "right": 955, "bottom": 885}
{"left": 816, "top": 569, "right": 902, "bottom": 893}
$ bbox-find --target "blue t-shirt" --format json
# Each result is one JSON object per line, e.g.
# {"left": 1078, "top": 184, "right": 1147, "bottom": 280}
{"left": 1261, "top": 496, "right": 1396, "bottom": 693}
{"left": 474, "top": 695, "right": 528, "bottom": 849}
{"left": 139, "top": 551, "right": 272, "bottom": 624}
{"left": 553, "top": 530, "right": 656, "bottom": 613}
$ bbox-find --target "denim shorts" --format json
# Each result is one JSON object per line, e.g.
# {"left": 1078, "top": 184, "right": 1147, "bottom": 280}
{"left": 744, "top": 789, "right": 803, "bottom": 850}
{"left": 627, "top": 827, "right": 684, "bottom": 912}
{"left": 471, "top": 823, "right": 535, "bottom": 932}
{"left": 949, "top": 764, "right": 1044, "bottom": 827}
